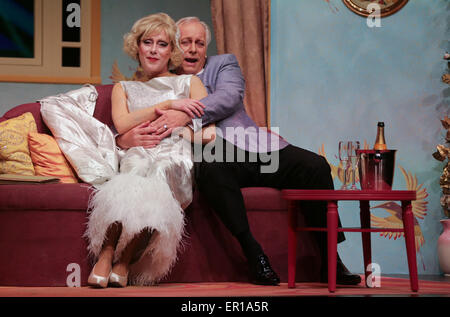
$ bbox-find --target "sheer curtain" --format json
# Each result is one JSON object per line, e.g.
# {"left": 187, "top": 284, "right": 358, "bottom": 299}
{"left": 210, "top": 0, "right": 270, "bottom": 127}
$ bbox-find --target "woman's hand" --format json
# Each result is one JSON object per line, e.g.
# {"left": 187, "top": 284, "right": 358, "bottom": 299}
{"left": 116, "top": 121, "right": 161, "bottom": 149}
{"left": 170, "top": 99, "right": 205, "bottom": 118}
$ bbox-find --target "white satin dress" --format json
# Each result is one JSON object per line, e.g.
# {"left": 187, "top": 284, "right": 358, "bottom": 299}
{"left": 85, "top": 75, "right": 194, "bottom": 285}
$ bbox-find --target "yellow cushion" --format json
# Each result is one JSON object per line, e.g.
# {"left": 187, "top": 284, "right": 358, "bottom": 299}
{"left": 0, "top": 112, "right": 37, "bottom": 175}
{"left": 28, "top": 132, "right": 78, "bottom": 183}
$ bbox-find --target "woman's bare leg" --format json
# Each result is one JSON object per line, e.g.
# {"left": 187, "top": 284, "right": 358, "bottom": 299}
{"left": 111, "top": 228, "right": 153, "bottom": 276}
{"left": 92, "top": 222, "right": 123, "bottom": 277}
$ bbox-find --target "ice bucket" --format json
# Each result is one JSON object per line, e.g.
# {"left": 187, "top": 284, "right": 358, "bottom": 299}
{"left": 357, "top": 149, "right": 396, "bottom": 190}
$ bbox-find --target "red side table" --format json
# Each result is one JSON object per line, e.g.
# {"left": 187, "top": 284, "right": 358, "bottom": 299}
{"left": 281, "top": 189, "right": 418, "bottom": 292}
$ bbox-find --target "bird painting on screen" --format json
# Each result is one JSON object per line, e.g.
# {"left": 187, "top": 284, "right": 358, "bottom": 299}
{"left": 370, "top": 166, "right": 428, "bottom": 252}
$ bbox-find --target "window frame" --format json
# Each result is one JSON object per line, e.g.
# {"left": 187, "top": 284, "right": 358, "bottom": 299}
{"left": 0, "top": 0, "right": 101, "bottom": 84}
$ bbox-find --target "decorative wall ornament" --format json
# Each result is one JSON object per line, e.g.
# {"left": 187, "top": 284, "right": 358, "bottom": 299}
{"left": 442, "top": 52, "right": 450, "bottom": 85}
{"left": 434, "top": 52, "right": 450, "bottom": 219}
{"left": 433, "top": 115, "right": 450, "bottom": 219}
{"left": 342, "top": 0, "right": 409, "bottom": 18}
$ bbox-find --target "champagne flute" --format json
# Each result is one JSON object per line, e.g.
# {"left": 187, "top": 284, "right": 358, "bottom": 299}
{"left": 348, "top": 141, "right": 360, "bottom": 190}
{"left": 338, "top": 141, "right": 350, "bottom": 190}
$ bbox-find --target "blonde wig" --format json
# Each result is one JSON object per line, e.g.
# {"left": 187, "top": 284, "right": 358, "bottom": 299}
{"left": 123, "top": 13, "right": 183, "bottom": 70}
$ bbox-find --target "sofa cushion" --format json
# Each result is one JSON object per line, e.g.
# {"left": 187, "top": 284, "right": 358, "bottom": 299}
{"left": 28, "top": 132, "right": 78, "bottom": 183}
{"left": 0, "top": 185, "right": 285, "bottom": 214}
{"left": 0, "top": 183, "right": 93, "bottom": 211}
{"left": 0, "top": 112, "right": 37, "bottom": 175}
{"left": 241, "top": 187, "right": 287, "bottom": 211}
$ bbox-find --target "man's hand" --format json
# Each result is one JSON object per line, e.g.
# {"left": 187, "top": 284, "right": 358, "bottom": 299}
{"left": 116, "top": 121, "right": 162, "bottom": 149}
{"left": 150, "top": 109, "right": 193, "bottom": 136}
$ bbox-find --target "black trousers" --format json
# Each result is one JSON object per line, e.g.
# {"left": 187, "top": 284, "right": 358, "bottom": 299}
{"left": 194, "top": 137, "right": 345, "bottom": 258}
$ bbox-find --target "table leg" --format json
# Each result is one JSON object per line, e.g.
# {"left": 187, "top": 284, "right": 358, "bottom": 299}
{"left": 401, "top": 200, "right": 419, "bottom": 292}
{"left": 360, "top": 200, "right": 372, "bottom": 287}
{"left": 327, "top": 200, "right": 338, "bottom": 293}
{"left": 288, "top": 201, "right": 297, "bottom": 288}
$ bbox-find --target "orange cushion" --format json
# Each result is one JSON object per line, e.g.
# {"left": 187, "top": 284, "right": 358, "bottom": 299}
{"left": 28, "top": 132, "right": 78, "bottom": 183}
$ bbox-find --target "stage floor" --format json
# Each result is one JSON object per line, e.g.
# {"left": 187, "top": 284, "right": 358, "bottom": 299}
{"left": 0, "top": 275, "right": 449, "bottom": 297}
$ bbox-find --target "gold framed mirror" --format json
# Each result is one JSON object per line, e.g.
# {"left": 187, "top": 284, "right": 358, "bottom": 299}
{"left": 342, "top": 0, "right": 409, "bottom": 18}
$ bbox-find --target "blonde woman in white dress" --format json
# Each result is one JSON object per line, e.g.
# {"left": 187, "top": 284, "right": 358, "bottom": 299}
{"left": 86, "top": 13, "right": 213, "bottom": 287}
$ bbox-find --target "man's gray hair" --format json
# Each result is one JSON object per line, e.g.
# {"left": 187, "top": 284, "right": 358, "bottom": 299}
{"left": 176, "top": 17, "right": 212, "bottom": 47}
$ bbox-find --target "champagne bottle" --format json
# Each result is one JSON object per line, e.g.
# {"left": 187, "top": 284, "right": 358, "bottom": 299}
{"left": 373, "top": 122, "right": 387, "bottom": 150}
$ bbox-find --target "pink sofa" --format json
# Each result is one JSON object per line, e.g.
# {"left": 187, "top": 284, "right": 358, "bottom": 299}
{"left": 0, "top": 85, "right": 321, "bottom": 286}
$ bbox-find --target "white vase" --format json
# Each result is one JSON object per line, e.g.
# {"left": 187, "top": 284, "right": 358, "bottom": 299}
{"left": 438, "top": 219, "right": 450, "bottom": 276}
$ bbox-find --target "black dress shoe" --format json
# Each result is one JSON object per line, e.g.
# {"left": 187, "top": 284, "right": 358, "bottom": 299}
{"left": 320, "top": 258, "right": 362, "bottom": 285}
{"left": 249, "top": 254, "right": 280, "bottom": 286}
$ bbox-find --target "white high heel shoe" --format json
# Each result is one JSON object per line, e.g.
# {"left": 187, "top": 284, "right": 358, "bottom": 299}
{"left": 109, "top": 271, "right": 128, "bottom": 288}
{"left": 87, "top": 264, "right": 111, "bottom": 288}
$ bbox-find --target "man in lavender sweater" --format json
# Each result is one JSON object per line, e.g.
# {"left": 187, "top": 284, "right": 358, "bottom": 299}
{"left": 117, "top": 17, "right": 361, "bottom": 286}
